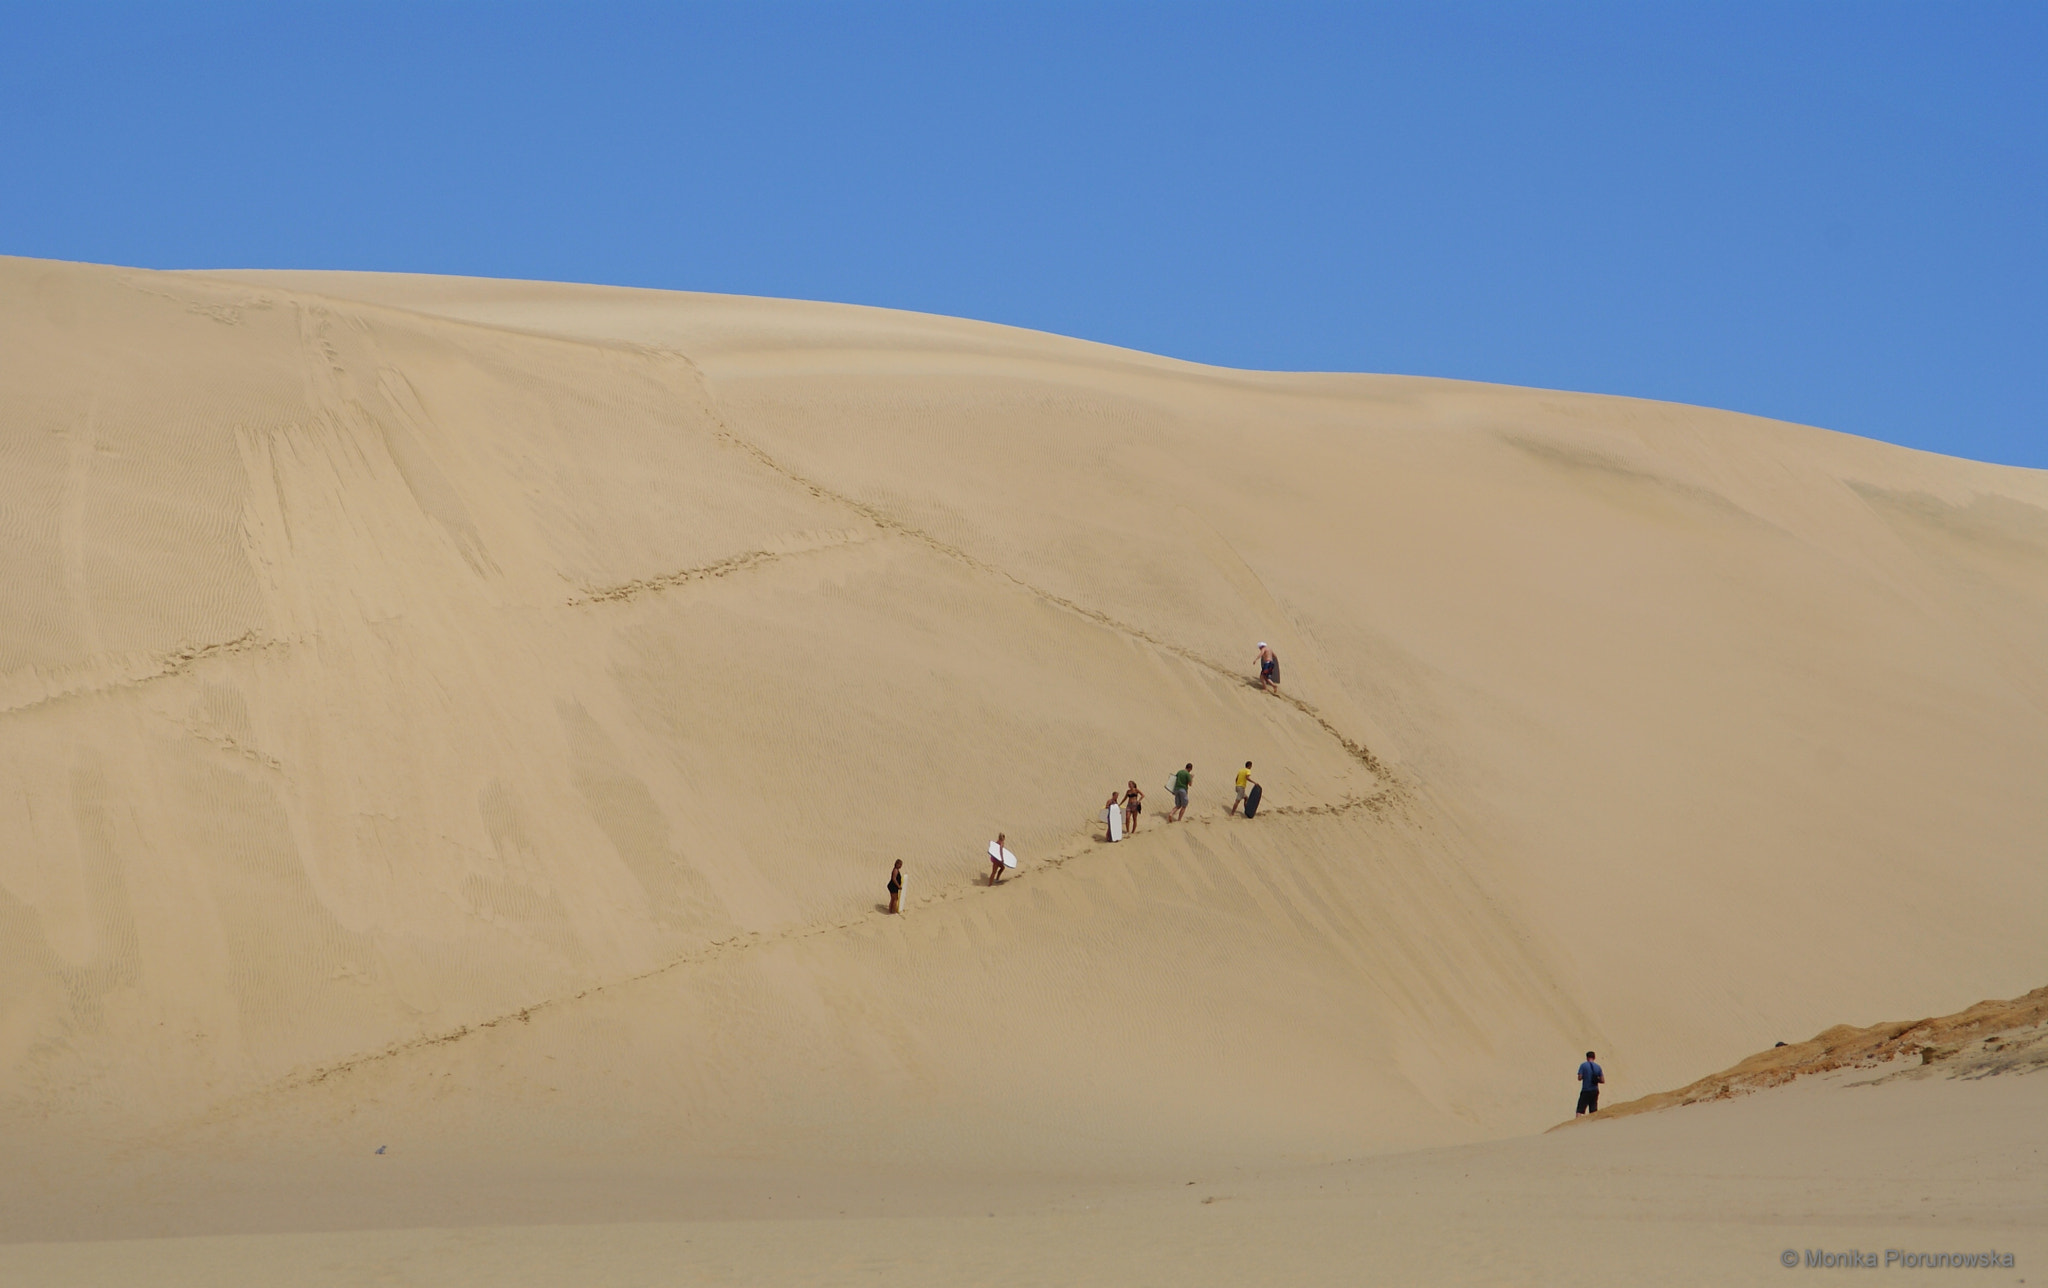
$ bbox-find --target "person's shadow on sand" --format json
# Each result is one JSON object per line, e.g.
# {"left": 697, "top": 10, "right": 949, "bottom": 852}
{"left": 874, "top": 902, "right": 893, "bottom": 914}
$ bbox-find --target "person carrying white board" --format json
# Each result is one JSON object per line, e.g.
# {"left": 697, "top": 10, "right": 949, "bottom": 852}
{"left": 987, "top": 832, "right": 1016, "bottom": 885}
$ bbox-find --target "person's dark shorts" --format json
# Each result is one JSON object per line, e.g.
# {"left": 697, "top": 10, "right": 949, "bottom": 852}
{"left": 1576, "top": 1086, "right": 1599, "bottom": 1114}
{"left": 1173, "top": 789, "right": 1189, "bottom": 809}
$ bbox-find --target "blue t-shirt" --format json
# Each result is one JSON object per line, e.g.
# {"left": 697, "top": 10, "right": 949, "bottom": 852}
{"left": 1578, "top": 1060, "right": 1603, "bottom": 1088}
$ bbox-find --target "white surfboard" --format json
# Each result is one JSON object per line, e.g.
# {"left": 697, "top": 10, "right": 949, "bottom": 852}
{"left": 989, "top": 841, "right": 1017, "bottom": 869}
{"left": 1104, "top": 807, "right": 1123, "bottom": 842}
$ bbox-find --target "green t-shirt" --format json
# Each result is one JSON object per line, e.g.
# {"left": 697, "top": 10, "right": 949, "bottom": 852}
{"left": 1174, "top": 769, "right": 1192, "bottom": 792}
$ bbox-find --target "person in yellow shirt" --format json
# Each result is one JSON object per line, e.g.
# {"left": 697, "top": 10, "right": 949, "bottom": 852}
{"left": 1230, "top": 762, "right": 1257, "bottom": 816}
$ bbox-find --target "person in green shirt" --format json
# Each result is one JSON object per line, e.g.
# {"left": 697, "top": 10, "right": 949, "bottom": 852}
{"left": 1170, "top": 763, "right": 1193, "bottom": 821}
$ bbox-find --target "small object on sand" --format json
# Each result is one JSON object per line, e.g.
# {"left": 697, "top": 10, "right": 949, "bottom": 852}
{"left": 375, "top": 1145, "right": 387, "bottom": 1154}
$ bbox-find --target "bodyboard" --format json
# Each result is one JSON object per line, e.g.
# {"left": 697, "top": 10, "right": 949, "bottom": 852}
{"left": 1105, "top": 807, "right": 1123, "bottom": 842}
{"left": 989, "top": 841, "right": 1017, "bottom": 869}
{"left": 1244, "top": 783, "right": 1263, "bottom": 818}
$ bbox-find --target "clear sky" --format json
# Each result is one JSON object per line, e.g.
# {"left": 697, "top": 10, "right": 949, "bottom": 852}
{"left": 4, "top": 2, "right": 2042, "bottom": 468}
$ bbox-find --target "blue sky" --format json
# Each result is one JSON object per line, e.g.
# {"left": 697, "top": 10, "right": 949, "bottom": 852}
{"left": 3, "top": 2, "right": 2042, "bottom": 468}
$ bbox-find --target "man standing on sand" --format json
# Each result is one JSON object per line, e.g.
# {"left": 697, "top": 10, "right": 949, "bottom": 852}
{"left": 1170, "top": 763, "right": 1193, "bottom": 821}
{"left": 1230, "top": 761, "right": 1256, "bottom": 816}
{"left": 1257, "top": 642, "right": 1280, "bottom": 693}
{"left": 887, "top": 859, "right": 904, "bottom": 914}
{"left": 1576, "top": 1051, "right": 1604, "bottom": 1115}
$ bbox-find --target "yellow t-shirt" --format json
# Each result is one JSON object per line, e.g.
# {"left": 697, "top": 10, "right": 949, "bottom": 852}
{"left": 1235, "top": 768, "right": 1252, "bottom": 789}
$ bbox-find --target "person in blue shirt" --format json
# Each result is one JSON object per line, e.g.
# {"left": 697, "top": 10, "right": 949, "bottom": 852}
{"left": 1576, "top": 1051, "right": 1604, "bottom": 1115}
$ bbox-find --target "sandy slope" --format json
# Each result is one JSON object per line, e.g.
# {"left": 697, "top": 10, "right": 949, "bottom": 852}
{"left": 1, "top": 256, "right": 2044, "bottom": 1274}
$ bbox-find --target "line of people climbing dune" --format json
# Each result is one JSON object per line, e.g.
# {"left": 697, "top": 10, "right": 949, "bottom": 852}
{"left": 886, "top": 643, "right": 1282, "bottom": 910}
{"left": 1102, "top": 756, "right": 1260, "bottom": 839}
{"left": 875, "top": 644, "right": 1616, "bottom": 1125}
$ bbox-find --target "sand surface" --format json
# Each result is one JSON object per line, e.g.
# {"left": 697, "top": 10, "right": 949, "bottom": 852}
{"left": 3, "top": 1064, "right": 2040, "bottom": 1286}
{"left": 1, "top": 255, "right": 2043, "bottom": 1281}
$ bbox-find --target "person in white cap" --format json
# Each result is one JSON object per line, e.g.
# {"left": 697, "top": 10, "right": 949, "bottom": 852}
{"left": 1256, "top": 642, "right": 1280, "bottom": 692}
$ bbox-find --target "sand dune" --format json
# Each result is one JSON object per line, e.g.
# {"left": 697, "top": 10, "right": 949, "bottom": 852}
{"left": 1, "top": 255, "right": 2044, "bottom": 1276}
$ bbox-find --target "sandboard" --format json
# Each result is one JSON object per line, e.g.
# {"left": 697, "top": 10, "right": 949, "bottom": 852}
{"left": 1244, "top": 783, "right": 1263, "bottom": 818}
{"left": 1104, "top": 807, "right": 1123, "bottom": 842}
{"left": 989, "top": 841, "right": 1017, "bottom": 869}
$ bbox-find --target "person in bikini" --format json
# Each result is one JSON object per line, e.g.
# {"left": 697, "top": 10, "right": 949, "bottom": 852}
{"left": 887, "top": 859, "right": 904, "bottom": 914}
{"left": 1122, "top": 781, "right": 1144, "bottom": 834}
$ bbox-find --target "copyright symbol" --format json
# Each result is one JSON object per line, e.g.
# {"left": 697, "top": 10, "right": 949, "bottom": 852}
{"left": 1781, "top": 1250, "right": 1799, "bottom": 1268}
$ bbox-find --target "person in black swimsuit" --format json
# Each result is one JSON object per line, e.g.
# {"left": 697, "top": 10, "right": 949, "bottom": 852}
{"left": 1122, "top": 781, "right": 1144, "bottom": 834}
{"left": 887, "top": 859, "right": 904, "bottom": 914}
